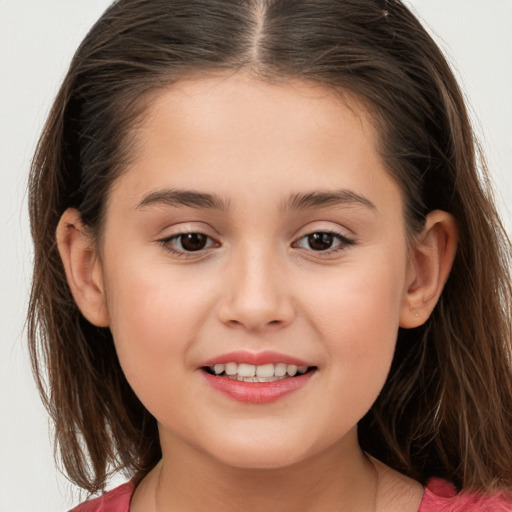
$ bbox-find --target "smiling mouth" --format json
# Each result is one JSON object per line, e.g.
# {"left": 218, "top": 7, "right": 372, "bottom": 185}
{"left": 203, "top": 363, "right": 317, "bottom": 383}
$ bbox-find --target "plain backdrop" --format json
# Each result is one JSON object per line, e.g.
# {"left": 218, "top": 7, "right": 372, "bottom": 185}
{"left": 1, "top": 1, "right": 511, "bottom": 510}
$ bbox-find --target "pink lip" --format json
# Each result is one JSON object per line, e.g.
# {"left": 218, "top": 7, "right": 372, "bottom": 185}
{"left": 199, "top": 351, "right": 316, "bottom": 405}
{"left": 200, "top": 350, "right": 312, "bottom": 367}
{"left": 201, "top": 370, "right": 315, "bottom": 404}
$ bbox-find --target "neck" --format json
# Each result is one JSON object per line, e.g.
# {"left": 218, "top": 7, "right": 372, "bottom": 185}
{"left": 149, "top": 430, "right": 377, "bottom": 512}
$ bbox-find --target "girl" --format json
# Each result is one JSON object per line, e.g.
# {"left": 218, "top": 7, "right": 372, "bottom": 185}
{"left": 27, "top": 0, "right": 512, "bottom": 510}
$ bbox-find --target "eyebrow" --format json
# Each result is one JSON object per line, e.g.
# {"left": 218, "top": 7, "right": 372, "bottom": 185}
{"left": 136, "top": 188, "right": 375, "bottom": 213}
{"left": 284, "top": 190, "right": 376, "bottom": 211}
{"left": 137, "top": 189, "right": 230, "bottom": 211}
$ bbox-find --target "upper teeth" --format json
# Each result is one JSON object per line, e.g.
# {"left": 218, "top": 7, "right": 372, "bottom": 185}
{"left": 210, "top": 363, "right": 308, "bottom": 381}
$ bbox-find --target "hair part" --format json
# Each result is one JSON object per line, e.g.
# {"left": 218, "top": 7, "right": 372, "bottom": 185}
{"left": 28, "top": 0, "right": 512, "bottom": 495}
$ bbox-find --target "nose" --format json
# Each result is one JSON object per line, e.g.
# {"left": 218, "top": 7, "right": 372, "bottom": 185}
{"left": 216, "top": 245, "right": 295, "bottom": 332}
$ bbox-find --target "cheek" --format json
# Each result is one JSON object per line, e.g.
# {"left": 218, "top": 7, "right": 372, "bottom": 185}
{"left": 103, "top": 261, "right": 215, "bottom": 399}
{"left": 310, "top": 258, "right": 405, "bottom": 339}
{"left": 304, "top": 255, "right": 407, "bottom": 398}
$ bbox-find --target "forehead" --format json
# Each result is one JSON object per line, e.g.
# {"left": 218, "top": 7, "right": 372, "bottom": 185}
{"left": 139, "top": 74, "right": 377, "bottom": 147}
{"left": 108, "top": 73, "right": 401, "bottom": 217}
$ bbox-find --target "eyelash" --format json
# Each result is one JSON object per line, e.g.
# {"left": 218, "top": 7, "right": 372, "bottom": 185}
{"left": 157, "top": 230, "right": 355, "bottom": 258}
{"left": 292, "top": 231, "right": 355, "bottom": 254}
{"left": 158, "top": 232, "right": 219, "bottom": 258}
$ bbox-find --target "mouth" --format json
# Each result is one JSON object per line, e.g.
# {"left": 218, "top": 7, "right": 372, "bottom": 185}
{"left": 200, "top": 353, "right": 318, "bottom": 404}
{"left": 202, "top": 362, "right": 317, "bottom": 383}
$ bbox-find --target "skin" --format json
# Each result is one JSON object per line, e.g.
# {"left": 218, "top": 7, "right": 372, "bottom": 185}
{"left": 57, "top": 74, "right": 457, "bottom": 511}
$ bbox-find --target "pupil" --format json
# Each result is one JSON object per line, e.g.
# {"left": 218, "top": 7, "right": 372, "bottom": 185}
{"left": 308, "top": 233, "right": 333, "bottom": 251}
{"left": 181, "top": 233, "right": 207, "bottom": 251}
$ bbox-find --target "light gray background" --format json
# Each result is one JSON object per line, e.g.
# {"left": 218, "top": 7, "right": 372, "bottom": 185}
{"left": 1, "top": 1, "right": 511, "bottom": 510}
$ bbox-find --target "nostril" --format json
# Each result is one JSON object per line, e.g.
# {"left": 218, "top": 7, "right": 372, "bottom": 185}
{"left": 216, "top": 279, "right": 295, "bottom": 331}
{"left": 223, "top": 316, "right": 288, "bottom": 331}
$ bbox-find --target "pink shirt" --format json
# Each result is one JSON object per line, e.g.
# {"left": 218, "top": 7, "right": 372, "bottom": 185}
{"left": 70, "top": 478, "right": 512, "bottom": 511}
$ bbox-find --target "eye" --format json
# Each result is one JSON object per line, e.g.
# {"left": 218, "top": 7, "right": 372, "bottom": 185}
{"left": 294, "top": 231, "right": 354, "bottom": 252}
{"left": 159, "top": 232, "right": 218, "bottom": 255}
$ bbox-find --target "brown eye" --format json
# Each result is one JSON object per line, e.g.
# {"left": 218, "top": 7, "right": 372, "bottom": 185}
{"left": 178, "top": 233, "right": 209, "bottom": 251}
{"left": 307, "top": 233, "right": 334, "bottom": 251}
{"left": 294, "top": 231, "right": 354, "bottom": 253}
{"left": 159, "top": 232, "right": 217, "bottom": 256}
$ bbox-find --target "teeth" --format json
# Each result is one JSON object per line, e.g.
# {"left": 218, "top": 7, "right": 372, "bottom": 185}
{"left": 224, "top": 362, "right": 238, "bottom": 376}
{"left": 233, "top": 376, "right": 284, "bottom": 383}
{"left": 256, "top": 363, "right": 274, "bottom": 378}
{"left": 287, "top": 365, "right": 297, "bottom": 377}
{"left": 237, "top": 363, "right": 255, "bottom": 377}
{"left": 274, "top": 363, "right": 287, "bottom": 377}
{"left": 209, "top": 362, "right": 311, "bottom": 379}
{"left": 214, "top": 364, "right": 225, "bottom": 375}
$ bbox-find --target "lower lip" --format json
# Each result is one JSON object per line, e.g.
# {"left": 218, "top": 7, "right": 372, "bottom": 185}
{"left": 201, "top": 370, "right": 315, "bottom": 404}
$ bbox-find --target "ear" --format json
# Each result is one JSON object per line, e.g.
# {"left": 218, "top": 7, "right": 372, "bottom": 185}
{"left": 400, "top": 210, "right": 458, "bottom": 328}
{"left": 56, "top": 208, "right": 110, "bottom": 327}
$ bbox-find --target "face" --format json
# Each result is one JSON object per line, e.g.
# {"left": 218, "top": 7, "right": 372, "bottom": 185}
{"left": 97, "top": 75, "right": 413, "bottom": 469}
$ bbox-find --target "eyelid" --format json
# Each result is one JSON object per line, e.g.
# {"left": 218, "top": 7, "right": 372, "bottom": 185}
{"left": 291, "top": 228, "right": 356, "bottom": 255}
{"left": 155, "top": 223, "right": 355, "bottom": 259}
{"left": 157, "top": 230, "right": 220, "bottom": 259}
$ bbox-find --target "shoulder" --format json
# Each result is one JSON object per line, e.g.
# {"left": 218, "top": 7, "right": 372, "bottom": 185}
{"left": 69, "top": 482, "right": 133, "bottom": 512}
{"left": 419, "top": 478, "right": 512, "bottom": 512}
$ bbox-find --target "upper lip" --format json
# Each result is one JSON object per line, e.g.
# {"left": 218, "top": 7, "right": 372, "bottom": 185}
{"left": 200, "top": 350, "right": 314, "bottom": 368}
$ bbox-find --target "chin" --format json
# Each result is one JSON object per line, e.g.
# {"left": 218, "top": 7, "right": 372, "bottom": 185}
{"left": 216, "top": 449, "right": 305, "bottom": 471}
{"left": 201, "top": 431, "right": 318, "bottom": 471}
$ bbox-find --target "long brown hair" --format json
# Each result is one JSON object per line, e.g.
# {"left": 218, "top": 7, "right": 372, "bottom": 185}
{"left": 28, "top": 0, "right": 512, "bottom": 495}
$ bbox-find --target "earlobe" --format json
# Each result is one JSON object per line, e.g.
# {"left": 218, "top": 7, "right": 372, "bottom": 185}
{"left": 400, "top": 210, "right": 458, "bottom": 328}
{"left": 56, "top": 208, "right": 110, "bottom": 327}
